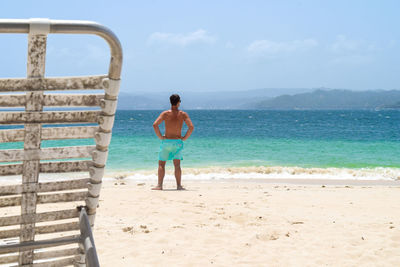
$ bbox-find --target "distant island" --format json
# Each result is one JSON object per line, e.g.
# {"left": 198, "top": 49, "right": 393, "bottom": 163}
{"left": 116, "top": 88, "right": 400, "bottom": 110}
{"left": 254, "top": 89, "right": 400, "bottom": 110}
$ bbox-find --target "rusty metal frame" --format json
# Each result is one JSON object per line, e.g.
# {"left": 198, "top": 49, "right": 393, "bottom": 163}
{"left": 0, "top": 18, "right": 123, "bottom": 267}
{"left": 0, "top": 19, "right": 122, "bottom": 79}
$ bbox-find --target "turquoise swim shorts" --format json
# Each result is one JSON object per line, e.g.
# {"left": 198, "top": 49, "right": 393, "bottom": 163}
{"left": 159, "top": 139, "right": 184, "bottom": 161}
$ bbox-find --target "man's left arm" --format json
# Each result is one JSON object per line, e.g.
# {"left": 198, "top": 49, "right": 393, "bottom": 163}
{"left": 182, "top": 112, "right": 194, "bottom": 141}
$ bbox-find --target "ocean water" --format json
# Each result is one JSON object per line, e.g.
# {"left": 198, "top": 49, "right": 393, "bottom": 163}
{"left": 1, "top": 110, "right": 399, "bottom": 180}
{"left": 107, "top": 110, "right": 400, "bottom": 180}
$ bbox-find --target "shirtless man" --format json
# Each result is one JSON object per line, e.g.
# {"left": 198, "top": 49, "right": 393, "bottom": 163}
{"left": 152, "top": 94, "right": 194, "bottom": 190}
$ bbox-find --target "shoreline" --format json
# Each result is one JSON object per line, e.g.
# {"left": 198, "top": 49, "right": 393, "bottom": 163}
{"left": 105, "top": 177, "right": 400, "bottom": 187}
{"left": 103, "top": 165, "right": 400, "bottom": 182}
{"left": 221, "top": 178, "right": 400, "bottom": 186}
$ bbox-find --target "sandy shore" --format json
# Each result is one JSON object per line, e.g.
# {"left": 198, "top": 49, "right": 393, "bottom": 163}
{"left": 94, "top": 179, "right": 400, "bottom": 266}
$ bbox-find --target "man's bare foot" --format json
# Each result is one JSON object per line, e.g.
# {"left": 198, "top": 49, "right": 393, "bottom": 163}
{"left": 177, "top": 185, "right": 185, "bottom": 190}
{"left": 151, "top": 186, "right": 163, "bottom": 190}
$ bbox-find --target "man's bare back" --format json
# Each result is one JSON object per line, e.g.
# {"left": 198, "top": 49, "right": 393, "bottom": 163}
{"left": 153, "top": 108, "right": 194, "bottom": 140}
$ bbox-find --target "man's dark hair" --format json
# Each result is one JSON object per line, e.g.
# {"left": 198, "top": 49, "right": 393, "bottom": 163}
{"left": 170, "top": 94, "right": 181, "bottom": 106}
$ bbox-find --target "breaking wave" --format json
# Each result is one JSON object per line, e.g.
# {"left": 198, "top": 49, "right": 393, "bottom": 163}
{"left": 104, "top": 166, "right": 400, "bottom": 181}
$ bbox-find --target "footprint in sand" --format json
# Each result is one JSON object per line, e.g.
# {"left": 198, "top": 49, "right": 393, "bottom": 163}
{"left": 291, "top": 221, "right": 304, "bottom": 225}
{"left": 122, "top": 226, "right": 134, "bottom": 234}
{"left": 140, "top": 225, "right": 150, "bottom": 233}
{"left": 256, "top": 232, "right": 279, "bottom": 241}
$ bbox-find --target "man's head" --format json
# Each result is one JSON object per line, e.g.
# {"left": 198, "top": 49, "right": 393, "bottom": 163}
{"left": 170, "top": 94, "right": 181, "bottom": 107}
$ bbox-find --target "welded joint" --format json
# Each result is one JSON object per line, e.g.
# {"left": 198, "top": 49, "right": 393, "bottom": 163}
{"left": 100, "top": 99, "right": 118, "bottom": 115}
{"left": 29, "top": 18, "right": 50, "bottom": 35}
{"left": 85, "top": 197, "right": 99, "bottom": 210}
{"left": 88, "top": 182, "right": 102, "bottom": 198}
{"left": 92, "top": 150, "right": 108, "bottom": 166}
{"left": 94, "top": 131, "right": 112, "bottom": 148}
{"left": 99, "top": 115, "right": 115, "bottom": 132}
{"left": 89, "top": 166, "right": 105, "bottom": 183}
{"left": 102, "top": 78, "right": 120, "bottom": 97}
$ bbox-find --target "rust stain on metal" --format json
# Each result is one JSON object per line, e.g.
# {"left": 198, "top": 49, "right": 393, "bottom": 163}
{"left": 0, "top": 75, "right": 107, "bottom": 91}
{"left": 0, "top": 111, "right": 100, "bottom": 124}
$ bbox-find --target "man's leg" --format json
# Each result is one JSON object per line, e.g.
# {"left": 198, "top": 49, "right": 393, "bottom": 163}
{"left": 152, "top": 160, "right": 166, "bottom": 190}
{"left": 173, "top": 159, "right": 184, "bottom": 190}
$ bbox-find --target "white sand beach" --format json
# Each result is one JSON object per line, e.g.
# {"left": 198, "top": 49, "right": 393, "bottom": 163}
{"left": 94, "top": 178, "right": 400, "bottom": 266}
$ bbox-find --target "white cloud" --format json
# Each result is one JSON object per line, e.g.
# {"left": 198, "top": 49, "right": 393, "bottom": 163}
{"left": 330, "top": 54, "right": 373, "bottom": 66}
{"left": 328, "top": 35, "right": 379, "bottom": 66}
{"left": 329, "top": 35, "right": 379, "bottom": 53}
{"left": 247, "top": 39, "right": 318, "bottom": 55}
{"left": 148, "top": 29, "right": 216, "bottom": 46}
{"left": 329, "top": 35, "right": 360, "bottom": 53}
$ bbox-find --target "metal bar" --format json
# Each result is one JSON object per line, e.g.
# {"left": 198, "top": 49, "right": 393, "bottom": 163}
{"left": 0, "top": 129, "right": 25, "bottom": 143}
{"left": 0, "top": 254, "right": 18, "bottom": 264}
{"left": 0, "top": 178, "right": 89, "bottom": 196}
{"left": 0, "top": 94, "right": 26, "bottom": 106}
{"left": 0, "top": 161, "right": 91, "bottom": 175}
{"left": 29, "top": 257, "right": 76, "bottom": 267}
{"left": 0, "top": 163, "right": 22, "bottom": 175}
{"left": 19, "top": 31, "right": 46, "bottom": 265}
{"left": 0, "top": 209, "right": 79, "bottom": 227}
{"left": 43, "top": 94, "right": 103, "bottom": 107}
{"left": 37, "top": 191, "right": 87, "bottom": 204}
{"left": 0, "top": 110, "right": 100, "bottom": 124}
{"left": 34, "top": 247, "right": 80, "bottom": 260}
{"left": 50, "top": 20, "right": 123, "bottom": 80}
{"left": 0, "top": 19, "right": 123, "bottom": 80}
{"left": 0, "top": 146, "right": 95, "bottom": 162}
{"left": 0, "top": 221, "right": 80, "bottom": 239}
{"left": 0, "top": 235, "right": 80, "bottom": 254}
{"left": 40, "top": 160, "right": 91, "bottom": 173}
{"left": 79, "top": 207, "right": 100, "bottom": 267}
{"left": 0, "top": 75, "right": 106, "bottom": 92}
{"left": 0, "top": 191, "right": 87, "bottom": 207}
{"left": 0, "top": 94, "right": 103, "bottom": 107}
{"left": 41, "top": 126, "right": 98, "bottom": 140}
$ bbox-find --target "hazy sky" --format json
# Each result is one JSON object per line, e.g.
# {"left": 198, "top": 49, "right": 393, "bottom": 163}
{"left": 0, "top": 0, "right": 399, "bottom": 93}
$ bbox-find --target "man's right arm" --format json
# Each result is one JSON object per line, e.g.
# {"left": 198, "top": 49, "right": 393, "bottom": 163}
{"left": 153, "top": 112, "right": 165, "bottom": 140}
{"left": 182, "top": 112, "right": 194, "bottom": 141}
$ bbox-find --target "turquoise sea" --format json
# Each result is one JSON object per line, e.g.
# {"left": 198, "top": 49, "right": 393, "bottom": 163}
{"left": 107, "top": 110, "right": 399, "bottom": 180}
{"left": 108, "top": 110, "right": 400, "bottom": 168}
{"left": 1, "top": 110, "right": 399, "bottom": 180}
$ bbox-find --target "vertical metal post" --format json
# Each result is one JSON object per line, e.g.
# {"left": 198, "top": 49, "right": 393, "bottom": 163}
{"left": 79, "top": 207, "right": 100, "bottom": 267}
{"left": 19, "top": 19, "right": 49, "bottom": 266}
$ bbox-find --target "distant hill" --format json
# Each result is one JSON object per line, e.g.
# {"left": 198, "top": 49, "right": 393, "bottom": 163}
{"left": 116, "top": 88, "right": 400, "bottom": 110}
{"left": 254, "top": 89, "right": 400, "bottom": 110}
{"left": 116, "top": 88, "right": 312, "bottom": 110}
{"left": 383, "top": 101, "right": 400, "bottom": 109}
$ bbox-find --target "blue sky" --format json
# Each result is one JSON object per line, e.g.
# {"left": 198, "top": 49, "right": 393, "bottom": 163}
{"left": 0, "top": 0, "right": 399, "bottom": 93}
